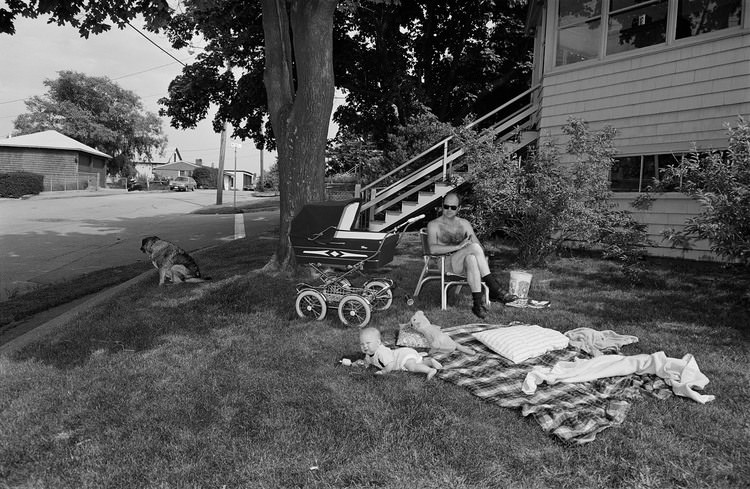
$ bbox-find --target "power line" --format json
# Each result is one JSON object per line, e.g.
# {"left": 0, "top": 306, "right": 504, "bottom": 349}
{"left": 126, "top": 21, "right": 185, "bottom": 67}
{"left": 0, "top": 98, "right": 26, "bottom": 106}
{"left": 112, "top": 61, "right": 184, "bottom": 80}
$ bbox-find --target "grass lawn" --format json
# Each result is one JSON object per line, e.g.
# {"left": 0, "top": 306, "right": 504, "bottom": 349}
{"left": 1, "top": 230, "right": 748, "bottom": 488}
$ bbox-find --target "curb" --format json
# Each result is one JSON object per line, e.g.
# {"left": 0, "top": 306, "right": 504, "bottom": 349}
{"left": 0, "top": 269, "right": 156, "bottom": 358}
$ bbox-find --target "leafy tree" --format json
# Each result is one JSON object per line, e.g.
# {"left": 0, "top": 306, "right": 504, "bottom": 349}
{"left": 0, "top": 0, "right": 352, "bottom": 273}
{"left": 1, "top": 0, "right": 532, "bottom": 273}
{"left": 462, "top": 118, "right": 649, "bottom": 279}
{"left": 13, "top": 71, "right": 167, "bottom": 176}
{"left": 325, "top": 129, "right": 380, "bottom": 177}
{"left": 655, "top": 117, "right": 750, "bottom": 266}
{"left": 333, "top": 0, "right": 532, "bottom": 146}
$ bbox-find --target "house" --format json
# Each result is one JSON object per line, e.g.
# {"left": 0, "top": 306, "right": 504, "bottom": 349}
{"left": 0, "top": 130, "right": 111, "bottom": 191}
{"left": 152, "top": 160, "right": 202, "bottom": 181}
{"left": 525, "top": 0, "right": 750, "bottom": 260}
{"left": 223, "top": 169, "right": 255, "bottom": 191}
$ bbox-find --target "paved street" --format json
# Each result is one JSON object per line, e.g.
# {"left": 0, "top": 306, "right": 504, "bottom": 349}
{"left": 0, "top": 188, "right": 277, "bottom": 301}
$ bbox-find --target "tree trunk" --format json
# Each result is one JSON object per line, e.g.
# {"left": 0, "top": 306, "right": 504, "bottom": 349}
{"left": 261, "top": 0, "right": 336, "bottom": 274}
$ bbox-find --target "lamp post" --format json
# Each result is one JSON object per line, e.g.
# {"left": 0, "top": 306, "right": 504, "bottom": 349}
{"left": 230, "top": 141, "right": 242, "bottom": 209}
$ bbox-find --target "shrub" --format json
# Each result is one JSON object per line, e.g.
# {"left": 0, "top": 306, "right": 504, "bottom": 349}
{"left": 0, "top": 171, "right": 44, "bottom": 198}
{"left": 462, "top": 118, "right": 649, "bottom": 276}
{"left": 192, "top": 166, "right": 218, "bottom": 189}
{"left": 655, "top": 117, "right": 750, "bottom": 266}
{"left": 258, "top": 163, "right": 279, "bottom": 191}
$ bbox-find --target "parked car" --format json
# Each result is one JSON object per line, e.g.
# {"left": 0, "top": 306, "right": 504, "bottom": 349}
{"left": 127, "top": 179, "right": 145, "bottom": 191}
{"left": 169, "top": 176, "right": 197, "bottom": 192}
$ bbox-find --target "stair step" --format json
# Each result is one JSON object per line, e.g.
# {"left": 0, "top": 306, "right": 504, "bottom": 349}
{"left": 369, "top": 220, "right": 388, "bottom": 232}
{"left": 401, "top": 201, "right": 421, "bottom": 211}
{"left": 417, "top": 191, "right": 436, "bottom": 205}
{"left": 385, "top": 210, "right": 403, "bottom": 224}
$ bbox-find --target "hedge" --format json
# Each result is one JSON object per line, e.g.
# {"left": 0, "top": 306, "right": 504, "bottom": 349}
{"left": 0, "top": 171, "right": 45, "bottom": 198}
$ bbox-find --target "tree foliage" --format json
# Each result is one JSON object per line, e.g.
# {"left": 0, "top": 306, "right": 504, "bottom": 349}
{"left": 333, "top": 0, "right": 532, "bottom": 146}
{"left": 13, "top": 71, "right": 167, "bottom": 176}
{"left": 0, "top": 0, "right": 343, "bottom": 272}
{"left": 0, "top": 0, "right": 533, "bottom": 273}
{"left": 192, "top": 166, "right": 218, "bottom": 189}
{"left": 463, "top": 118, "right": 649, "bottom": 279}
{"left": 657, "top": 117, "right": 750, "bottom": 265}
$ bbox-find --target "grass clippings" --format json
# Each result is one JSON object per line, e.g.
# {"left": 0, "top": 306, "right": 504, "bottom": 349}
{"left": 1, "top": 234, "right": 748, "bottom": 488}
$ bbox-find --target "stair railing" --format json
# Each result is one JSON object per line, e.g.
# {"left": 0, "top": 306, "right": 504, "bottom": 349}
{"left": 355, "top": 84, "right": 540, "bottom": 226}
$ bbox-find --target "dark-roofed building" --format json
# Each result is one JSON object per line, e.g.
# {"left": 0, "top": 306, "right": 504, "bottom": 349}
{"left": 0, "top": 130, "right": 111, "bottom": 191}
{"left": 152, "top": 160, "right": 201, "bottom": 181}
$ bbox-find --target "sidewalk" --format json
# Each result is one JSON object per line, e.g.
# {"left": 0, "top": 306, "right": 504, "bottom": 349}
{"left": 0, "top": 187, "right": 127, "bottom": 202}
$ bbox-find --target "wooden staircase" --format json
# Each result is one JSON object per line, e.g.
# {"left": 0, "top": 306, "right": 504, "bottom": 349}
{"left": 356, "top": 85, "right": 541, "bottom": 232}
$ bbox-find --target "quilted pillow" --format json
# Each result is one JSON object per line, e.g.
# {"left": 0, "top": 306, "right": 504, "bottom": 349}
{"left": 396, "top": 324, "right": 429, "bottom": 349}
{"left": 471, "top": 325, "right": 569, "bottom": 364}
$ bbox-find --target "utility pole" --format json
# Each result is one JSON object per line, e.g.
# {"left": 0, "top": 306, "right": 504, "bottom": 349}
{"left": 216, "top": 122, "right": 227, "bottom": 205}
{"left": 230, "top": 141, "right": 242, "bottom": 209}
{"left": 259, "top": 146, "right": 264, "bottom": 190}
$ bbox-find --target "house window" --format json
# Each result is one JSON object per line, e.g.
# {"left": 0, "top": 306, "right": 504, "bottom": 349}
{"left": 607, "top": 0, "right": 669, "bottom": 54}
{"left": 611, "top": 153, "right": 675, "bottom": 191}
{"left": 676, "top": 0, "right": 743, "bottom": 39}
{"left": 557, "top": 0, "right": 603, "bottom": 65}
{"left": 555, "top": 0, "right": 744, "bottom": 66}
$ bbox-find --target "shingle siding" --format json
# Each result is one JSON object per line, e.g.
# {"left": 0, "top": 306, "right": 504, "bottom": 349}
{"left": 538, "top": 32, "right": 750, "bottom": 155}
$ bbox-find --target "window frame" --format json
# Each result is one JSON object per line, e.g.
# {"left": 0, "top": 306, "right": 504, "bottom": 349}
{"left": 551, "top": 0, "right": 746, "bottom": 68}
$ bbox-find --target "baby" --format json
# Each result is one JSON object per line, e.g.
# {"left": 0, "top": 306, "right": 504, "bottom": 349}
{"left": 359, "top": 327, "right": 442, "bottom": 380}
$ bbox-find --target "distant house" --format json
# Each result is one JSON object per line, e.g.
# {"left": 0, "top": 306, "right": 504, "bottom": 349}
{"left": 152, "top": 160, "right": 202, "bottom": 181}
{"left": 0, "top": 130, "right": 111, "bottom": 191}
{"left": 526, "top": 0, "right": 750, "bottom": 260}
{"left": 223, "top": 169, "right": 255, "bottom": 191}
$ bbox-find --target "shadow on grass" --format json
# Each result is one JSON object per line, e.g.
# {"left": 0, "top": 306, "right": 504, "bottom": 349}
{"left": 10, "top": 232, "right": 749, "bottom": 369}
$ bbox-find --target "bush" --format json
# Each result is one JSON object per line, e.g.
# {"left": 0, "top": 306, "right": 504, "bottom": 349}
{"left": 192, "top": 166, "right": 218, "bottom": 189}
{"left": 462, "top": 118, "right": 649, "bottom": 276}
{"left": 258, "top": 163, "right": 279, "bottom": 191}
{"left": 0, "top": 171, "right": 44, "bottom": 198}
{"left": 655, "top": 117, "right": 750, "bottom": 265}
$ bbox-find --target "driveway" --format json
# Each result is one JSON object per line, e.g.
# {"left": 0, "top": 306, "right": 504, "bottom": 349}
{"left": 0, "top": 189, "right": 277, "bottom": 301}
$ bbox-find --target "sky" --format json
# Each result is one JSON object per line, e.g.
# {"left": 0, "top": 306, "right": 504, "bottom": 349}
{"left": 0, "top": 15, "right": 340, "bottom": 175}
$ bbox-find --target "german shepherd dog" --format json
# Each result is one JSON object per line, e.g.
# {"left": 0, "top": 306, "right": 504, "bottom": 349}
{"left": 140, "top": 236, "right": 209, "bottom": 286}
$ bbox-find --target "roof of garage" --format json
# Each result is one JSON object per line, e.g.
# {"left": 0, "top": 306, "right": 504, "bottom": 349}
{"left": 0, "top": 130, "right": 112, "bottom": 159}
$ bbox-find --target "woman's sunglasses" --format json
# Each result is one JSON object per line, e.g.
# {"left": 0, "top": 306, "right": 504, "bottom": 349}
{"left": 442, "top": 204, "right": 458, "bottom": 210}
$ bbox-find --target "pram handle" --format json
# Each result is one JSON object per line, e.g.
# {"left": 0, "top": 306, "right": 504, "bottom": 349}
{"left": 406, "top": 214, "right": 425, "bottom": 224}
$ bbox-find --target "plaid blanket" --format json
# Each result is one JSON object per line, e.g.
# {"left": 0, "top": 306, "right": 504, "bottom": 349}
{"left": 431, "top": 324, "right": 672, "bottom": 444}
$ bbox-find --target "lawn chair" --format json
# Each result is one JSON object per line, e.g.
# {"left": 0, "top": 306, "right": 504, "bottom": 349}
{"left": 412, "top": 228, "right": 490, "bottom": 310}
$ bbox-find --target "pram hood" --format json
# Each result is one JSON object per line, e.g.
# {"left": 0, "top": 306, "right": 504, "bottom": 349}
{"left": 290, "top": 199, "right": 361, "bottom": 239}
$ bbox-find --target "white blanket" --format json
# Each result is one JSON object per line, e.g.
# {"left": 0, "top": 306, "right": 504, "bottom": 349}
{"left": 564, "top": 327, "right": 639, "bottom": 356}
{"left": 522, "top": 351, "right": 716, "bottom": 404}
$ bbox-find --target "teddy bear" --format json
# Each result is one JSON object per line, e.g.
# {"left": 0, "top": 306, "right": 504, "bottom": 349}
{"left": 409, "top": 310, "right": 475, "bottom": 356}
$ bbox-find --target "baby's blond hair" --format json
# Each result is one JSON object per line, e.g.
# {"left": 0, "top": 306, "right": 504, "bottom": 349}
{"left": 359, "top": 327, "right": 381, "bottom": 340}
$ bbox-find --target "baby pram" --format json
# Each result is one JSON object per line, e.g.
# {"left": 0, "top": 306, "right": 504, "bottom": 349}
{"left": 291, "top": 199, "right": 423, "bottom": 328}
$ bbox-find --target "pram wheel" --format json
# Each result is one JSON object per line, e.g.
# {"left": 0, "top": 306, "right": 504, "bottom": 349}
{"left": 338, "top": 295, "right": 372, "bottom": 328}
{"left": 364, "top": 280, "right": 393, "bottom": 311}
{"left": 295, "top": 290, "right": 327, "bottom": 321}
